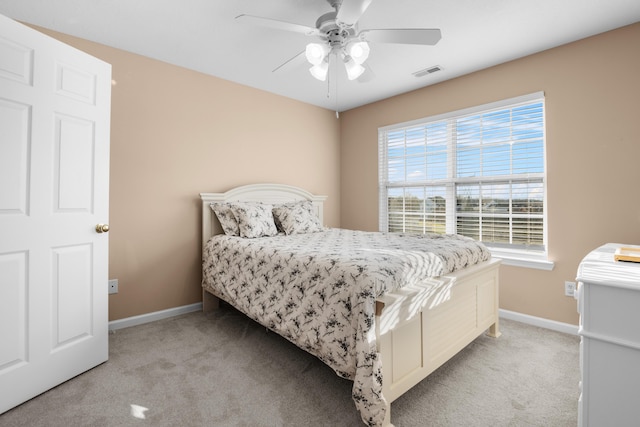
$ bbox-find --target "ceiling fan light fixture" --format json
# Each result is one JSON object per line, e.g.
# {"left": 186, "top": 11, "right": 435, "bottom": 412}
{"left": 343, "top": 55, "right": 365, "bottom": 80}
{"left": 347, "top": 41, "right": 370, "bottom": 65}
{"left": 309, "top": 61, "right": 329, "bottom": 81}
{"left": 305, "top": 43, "right": 329, "bottom": 65}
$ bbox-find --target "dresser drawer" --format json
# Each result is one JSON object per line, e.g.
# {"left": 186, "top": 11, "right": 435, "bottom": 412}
{"left": 581, "top": 282, "right": 640, "bottom": 345}
{"left": 581, "top": 337, "right": 640, "bottom": 426}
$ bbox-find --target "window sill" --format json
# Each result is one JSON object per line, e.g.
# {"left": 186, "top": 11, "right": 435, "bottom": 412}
{"left": 489, "top": 248, "right": 555, "bottom": 271}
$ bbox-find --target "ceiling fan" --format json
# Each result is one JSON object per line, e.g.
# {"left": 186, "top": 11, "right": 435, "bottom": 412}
{"left": 236, "top": 0, "right": 441, "bottom": 82}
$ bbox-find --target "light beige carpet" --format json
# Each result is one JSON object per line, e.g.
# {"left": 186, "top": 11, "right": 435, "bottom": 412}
{"left": 0, "top": 305, "right": 580, "bottom": 426}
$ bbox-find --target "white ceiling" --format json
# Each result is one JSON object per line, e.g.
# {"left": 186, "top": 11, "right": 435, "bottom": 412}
{"left": 1, "top": 0, "right": 639, "bottom": 111}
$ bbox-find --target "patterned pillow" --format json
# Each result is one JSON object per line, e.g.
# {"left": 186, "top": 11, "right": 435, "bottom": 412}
{"left": 272, "top": 201, "right": 323, "bottom": 235}
{"left": 229, "top": 202, "right": 279, "bottom": 238}
{"left": 210, "top": 203, "right": 239, "bottom": 236}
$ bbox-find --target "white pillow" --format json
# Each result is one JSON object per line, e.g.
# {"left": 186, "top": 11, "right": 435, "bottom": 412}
{"left": 272, "top": 201, "right": 323, "bottom": 235}
{"left": 210, "top": 203, "right": 239, "bottom": 236}
{"left": 229, "top": 202, "right": 279, "bottom": 238}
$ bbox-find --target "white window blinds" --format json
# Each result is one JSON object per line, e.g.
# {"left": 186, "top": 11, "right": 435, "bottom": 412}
{"left": 379, "top": 92, "right": 546, "bottom": 252}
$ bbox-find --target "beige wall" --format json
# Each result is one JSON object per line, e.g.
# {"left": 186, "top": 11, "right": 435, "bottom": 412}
{"left": 34, "top": 26, "right": 341, "bottom": 321}
{"left": 340, "top": 23, "right": 640, "bottom": 325}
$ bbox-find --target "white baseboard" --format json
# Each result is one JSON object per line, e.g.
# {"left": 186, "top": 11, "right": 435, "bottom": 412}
{"left": 108, "top": 304, "right": 577, "bottom": 336}
{"left": 108, "top": 302, "right": 203, "bottom": 331}
{"left": 499, "top": 309, "right": 578, "bottom": 335}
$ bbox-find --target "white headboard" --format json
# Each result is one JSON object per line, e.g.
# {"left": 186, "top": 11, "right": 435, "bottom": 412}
{"left": 200, "top": 183, "right": 327, "bottom": 249}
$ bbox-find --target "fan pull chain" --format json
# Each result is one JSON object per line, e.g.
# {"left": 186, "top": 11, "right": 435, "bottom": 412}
{"left": 332, "top": 55, "right": 339, "bottom": 119}
{"left": 324, "top": 54, "right": 339, "bottom": 118}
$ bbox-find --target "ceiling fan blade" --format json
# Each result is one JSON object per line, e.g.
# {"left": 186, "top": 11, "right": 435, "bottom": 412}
{"left": 236, "top": 14, "right": 319, "bottom": 36}
{"left": 336, "top": 0, "right": 373, "bottom": 26}
{"left": 272, "top": 50, "right": 307, "bottom": 73}
{"left": 361, "top": 28, "right": 442, "bottom": 45}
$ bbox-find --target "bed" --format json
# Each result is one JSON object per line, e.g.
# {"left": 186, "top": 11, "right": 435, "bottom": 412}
{"left": 200, "top": 183, "right": 501, "bottom": 427}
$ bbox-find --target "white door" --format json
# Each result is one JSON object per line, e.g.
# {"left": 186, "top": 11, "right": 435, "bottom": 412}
{"left": 0, "top": 14, "right": 111, "bottom": 413}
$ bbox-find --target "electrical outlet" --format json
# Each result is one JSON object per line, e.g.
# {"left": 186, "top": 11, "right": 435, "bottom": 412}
{"left": 109, "top": 279, "right": 118, "bottom": 294}
{"left": 564, "top": 281, "right": 576, "bottom": 297}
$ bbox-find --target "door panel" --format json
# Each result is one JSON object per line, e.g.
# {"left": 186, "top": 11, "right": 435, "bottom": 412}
{"left": 0, "top": 13, "right": 111, "bottom": 414}
{"left": 56, "top": 61, "right": 97, "bottom": 104}
{"left": 0, "top": 35, "right": 34, "bottom": 85}
{"left": 53, "top": 244, "right": 93, "bottom": 347}
{"left": 0, "top": 99, "right": 30, "bottom": 214}
{"left": 54, "top": 114, "right": 95, "bottom": 212}
{"left": 0, "top": 251, "right": 28, "bottom": 370}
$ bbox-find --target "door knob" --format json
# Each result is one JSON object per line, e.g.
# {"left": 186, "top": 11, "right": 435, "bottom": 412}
{"left": 96, "top": 224, "right": 110, "bottom": 233}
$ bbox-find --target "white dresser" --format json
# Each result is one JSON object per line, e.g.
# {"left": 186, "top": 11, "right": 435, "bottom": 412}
{"left": 576, "top": 243, "right": 640, "bottom": 427}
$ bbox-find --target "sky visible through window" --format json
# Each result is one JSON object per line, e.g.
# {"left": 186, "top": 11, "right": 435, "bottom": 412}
{"left": 387, "top": 103, "right": 544, "bottom": 184}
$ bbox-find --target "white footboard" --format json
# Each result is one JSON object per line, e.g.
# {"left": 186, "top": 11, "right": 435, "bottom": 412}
{"left": 375, "top": 258, "right": 501, "bottom": 426}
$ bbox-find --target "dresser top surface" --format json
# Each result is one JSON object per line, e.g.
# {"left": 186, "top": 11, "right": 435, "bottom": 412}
{"left": 577, "top": 243, "right": 640, "bottom": 287}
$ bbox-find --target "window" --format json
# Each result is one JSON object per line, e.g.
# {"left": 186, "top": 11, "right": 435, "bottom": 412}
{"left": 379, "top": 92, "right": 549, "bottom": 267}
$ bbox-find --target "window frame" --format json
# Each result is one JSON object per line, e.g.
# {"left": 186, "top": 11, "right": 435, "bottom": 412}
{"left": 378, "top": 92, "right": 553, "bottom": 270}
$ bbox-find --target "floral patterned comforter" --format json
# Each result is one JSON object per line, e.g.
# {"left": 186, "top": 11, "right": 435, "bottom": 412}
{"left": 202, "top": 228, "right": 490, "bottom": 426}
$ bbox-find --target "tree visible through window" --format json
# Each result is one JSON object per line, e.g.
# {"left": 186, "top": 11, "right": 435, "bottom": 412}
{"left": 378, "top": 93, "right": 546, "bottom": 252}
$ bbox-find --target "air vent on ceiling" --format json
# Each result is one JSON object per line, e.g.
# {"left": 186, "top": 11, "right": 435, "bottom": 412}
{"left": 412, "top": 65, "right": 442, "bottom": 78}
